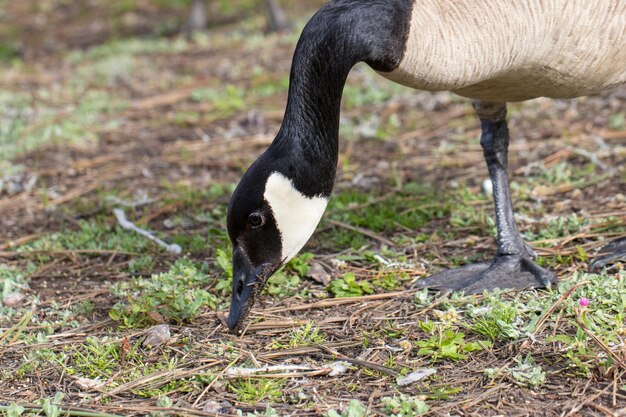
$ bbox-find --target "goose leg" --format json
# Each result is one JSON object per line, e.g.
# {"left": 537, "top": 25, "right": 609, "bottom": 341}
{"left": 415, "top": 101, "right": 557, "bottom": 293}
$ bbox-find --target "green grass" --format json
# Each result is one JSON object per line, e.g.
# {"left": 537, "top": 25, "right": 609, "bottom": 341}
{"left": 271, "top": 321, "right": 327, "bottom": 349}
{"left": 109, "top": 258, "right": 221, "bottom": 327}
{"left": 381, "top": 395, "right": 429, "bottom": 417}
{"left": 67, "top": 37, "right": 188, "bottom": 64}
{"left": 415, "top": 321, "right": 490, "bottom": 362}
{"left": 326, "top": 399, "right": 369, "bottom": 417}
{"left": 328, "top": 183, "right": 447, "bottom": 234}
{"left": 228, "top": 378, "right": 285, "bottom": 403}
{"left": 1, "top": 35, "right": 194, "bottom": 162}
{"left": 328, "top": 272, "right": 374, "bottom": 297}
{"left": 0, "top": 88, "right": 127, "bottom": 161}
{"left": 0, "top": 264, "right": 32, "bottom": 297}
{"left": 485, "top": 355, "right": 546, "bottom": 388}
{"left": 342, "top": 65, "right": 410, "bottom": 110}
{"left": 25, "top": 221, "right": 158, "bottom": 254}
{"left": 419, "top": 269, "right": 626, "bottom": 373}
{"left": 469, "top": 300, "right": 522, "bottom": 341}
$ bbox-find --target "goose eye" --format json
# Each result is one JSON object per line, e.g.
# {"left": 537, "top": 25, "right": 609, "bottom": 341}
{"left": 248, "top": 212, "right": 264, "bottom": 228}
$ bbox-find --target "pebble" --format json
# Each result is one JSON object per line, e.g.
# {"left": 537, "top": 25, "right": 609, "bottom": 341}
{"left": 143, "top": 324, "right": 171, "bottom": 347}
{"left": 482, "top": 178, "right": 493, "bottom": 196}
{"left": 74, "top": 377, "right": 105, "bottom": 391}
{"left": 3, "top": 292, "right": 26, "bottom": 307}
{"left": 306, "top": 262, "right": 331, "bottom": 285}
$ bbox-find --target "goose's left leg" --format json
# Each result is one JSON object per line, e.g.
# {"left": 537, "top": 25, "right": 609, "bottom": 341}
{"left": 416, "top": 101, "right": 557, "bottom": 293}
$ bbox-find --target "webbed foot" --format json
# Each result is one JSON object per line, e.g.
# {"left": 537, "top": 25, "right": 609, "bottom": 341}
{"left": 589, "top": 237, "right": 626, "bottom": 271}
{"left": 415, "top": 254, "right": 557, "bottom": 294}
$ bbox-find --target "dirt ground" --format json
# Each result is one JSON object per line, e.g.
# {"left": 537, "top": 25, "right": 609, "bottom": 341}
{"left": 1, "top": 1, "right": 625, "bottom": 416}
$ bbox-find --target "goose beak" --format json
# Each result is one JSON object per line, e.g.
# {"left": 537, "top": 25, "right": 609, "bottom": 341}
{"left": 226, "top": 248, "right": 273, "bottom": 333}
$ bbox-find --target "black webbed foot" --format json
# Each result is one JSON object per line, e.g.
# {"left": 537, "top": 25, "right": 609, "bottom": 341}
{"left": 589, "top": 237, "right": 626, "bottom": 271}
{"left": 414, "top": 254, "right": 557, "bottom": 294}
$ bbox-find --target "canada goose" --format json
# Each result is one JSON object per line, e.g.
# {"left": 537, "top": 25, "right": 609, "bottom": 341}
{"left": 224, "top": 0, "right": 626, "bottom": 332}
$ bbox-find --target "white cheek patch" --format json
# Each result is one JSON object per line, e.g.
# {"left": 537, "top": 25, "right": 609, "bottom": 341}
{"left": 263, "top": 172, "right": 328, "bottom": 263}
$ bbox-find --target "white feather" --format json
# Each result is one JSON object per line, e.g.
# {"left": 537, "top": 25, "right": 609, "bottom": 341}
{"left": 264, "top": 172, "right": 328, "bottom": 263}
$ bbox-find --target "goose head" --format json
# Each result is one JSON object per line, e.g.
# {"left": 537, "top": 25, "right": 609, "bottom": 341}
{"left": 225, "top": 151, "right": 329, "bottom": 332}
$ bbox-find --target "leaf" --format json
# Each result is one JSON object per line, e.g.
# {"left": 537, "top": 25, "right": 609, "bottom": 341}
{"left": 147, "top": 311, "right": 165, "bottom": 323}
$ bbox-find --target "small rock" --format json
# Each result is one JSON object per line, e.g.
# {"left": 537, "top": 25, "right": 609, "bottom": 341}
{"left": 327, "top": 361, "right": 350, "bottom": 376}
{"left": 482, "top": 178, "right": 493, "bottom": 196}
{"left": 3, "top": 292, "right": 26, "bottom": 307}
{"left": 306, "top": 262, "right": 331, "bottom": 285}
{"left": 396, "top": 368, "right": 437, "bottom": 386}
{"left": 202, "top": 400, "right": 222, "bottom": 414}
{"left": 74, "top": 377, "right": 105, "bottom": 391}
{"left": 399, "top": 340, "right": 412, "bottom": 353}
{"left": 143, "top": 324, "right": 171, "bottom": 347}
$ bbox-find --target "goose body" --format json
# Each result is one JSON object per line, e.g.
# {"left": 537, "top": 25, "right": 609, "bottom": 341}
{"left": 385, "top": 0, "right": 626, "bottom": 101}
{"left": 225, "top": 0, "right": 626, "bottom": 332}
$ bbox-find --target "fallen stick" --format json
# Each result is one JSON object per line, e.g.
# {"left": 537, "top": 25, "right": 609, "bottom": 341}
{"left": 225, "top": 362, "right": 349, "bottom": 378}
{"left": 113, "top": 208, "right": 182, "bottom": 254}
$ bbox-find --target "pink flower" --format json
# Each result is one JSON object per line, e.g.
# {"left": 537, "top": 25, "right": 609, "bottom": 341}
{"left": 579, "top": 297, "right": 589, "bottom": 307}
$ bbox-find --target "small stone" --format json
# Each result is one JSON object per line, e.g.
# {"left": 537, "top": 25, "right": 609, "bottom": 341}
{"left": 482, "top": 178, "right": 493, "bottom": 196}
{"left": 143, "top": 324, "right": 171, "bottom": 347}
{"left": 396, "top": 368, "right": 437, "bottom": 386}
{"left": 307, "top": 262, "right": 331, "bottom": 285}
{"left": 202, "top": 401, "right": 221, "bottom": 414}
{"left": 399, "top": 340, "right": 412, "bottom": 353}
{"left": 3, "top": 292, "right": 26, "bottom": 307}
{"left": 327, "top": 361, "right": 350, "bottom": 376}
{"left": 571, "top": 188, "right": 583, "bottom": 198}
{"left": 74, "top": 377, "right": 105, "bottom": 390}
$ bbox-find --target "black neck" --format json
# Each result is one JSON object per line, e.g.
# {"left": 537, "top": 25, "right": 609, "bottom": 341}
{"left": 279, "top": 27, "right": 352, "bottom": 165}
{"left": 268, "top": 0, "right": 412, "bottom": 197}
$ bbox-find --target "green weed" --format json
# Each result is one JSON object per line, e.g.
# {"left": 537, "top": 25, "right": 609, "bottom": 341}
{"left": 214, "top": 247, "right": 233, "bottom": 295}
{"left": 328, "top": 272, "right": 373, "bottom": 297}
{"left": 0, "top": 264, "right": 32, "bottom": 298}
{"left": 469, "top": 301, "right": 522, "bottom": 341}
{"left": 271, "top": 321, "right": 326, "bottom": 349}
{"left": 510, "top": 355, "right": 546, "bottom": 388}
{"left": 524, "top": 214, "right": 590, "bottom": 242}
{"left": 264, "top": 271, "right": 301, "bottom": 297}
{"left": 342, "top": 66, "right": 408, "bottom": 110}
{"left": 72, "top": 300, "right": 96, "bottom": 316}
{"left": 609, "top": 112, "right": 625, "bottom": 130}
{"left": 240, "top": 406, "right": 280, "bottom": 417}
{"left": 109, "top": 258, "right": 219, "bottom": 327}
{"left": 72, "top": 336, "right": 130, "bottom": 379}
{"left": 40, "top": 392, "right": 64, "bottom": 417}
{"left": 380, "top": 394, "right": 428, "bottom": 416}
{"left": 3, "top": 403, "right": 26, "bottom": 417}
{"left": 264, "top": 253, "right": 315, "bottom": 297}
{"left": 26, "top": 221, "right": 155, "bottom": 255}
{"left": 486, "top": 355, "right": 546, "bottom": 388}
{"left": 326, "top": 399, "right": 369, "bottom": 417}
{"left": 190, "top": 84, "right": 245, "bottom": 114}
{"left": 328, "top": 183, "right": 446, "bottom": 234}
{"left": 128, "top": 255, "right": 156, "bottom": 273}
{"left": 228, "top": 379, "right": 285, "bottom": 403}
{"left": 1, "top": 89, "right": 127, "bottom": 161}
{"left": 416, "top": 322, "right": 490, "bottom": 362}
{"left": 17, "top": 348, "right": 66, "bottom": 378}
{"left": 67, "top": 37, "right": 187, "bottom": 63}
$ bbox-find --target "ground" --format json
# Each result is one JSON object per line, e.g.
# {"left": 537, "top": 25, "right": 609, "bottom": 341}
{"left": 1, "top": 1, "right": 625, "bottom": 416}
